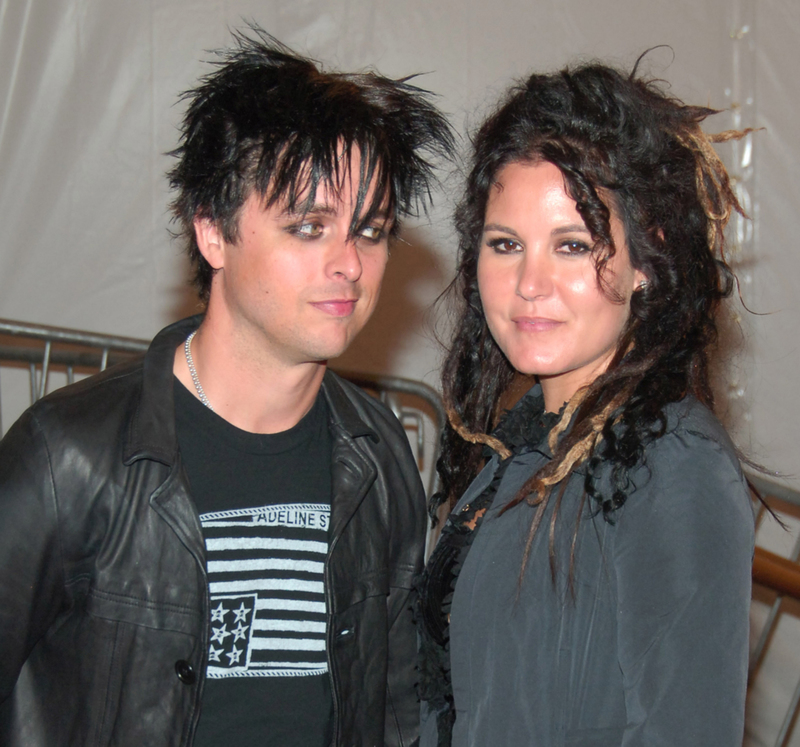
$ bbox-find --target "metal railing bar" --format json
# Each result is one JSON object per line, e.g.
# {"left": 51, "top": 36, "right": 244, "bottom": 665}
{"left": 0, "top": 319, "right": 149, "bottom": 353}
{"left": 38, "top": 341, "right": 52, "bottom": 400}
{"left": 28, "top": 362, "right": 36, "bottom": 403}
{"left": 776, "top": 677, "right": 800, "bottom": 747}
{"left": 749, "top": 473, "right": 800, "bottom": 508}
{"left": 749, "top": 478, "right": 800, "bottom": 678}
{"left": 0, "top": 344, "right": 141, "bottom": 369}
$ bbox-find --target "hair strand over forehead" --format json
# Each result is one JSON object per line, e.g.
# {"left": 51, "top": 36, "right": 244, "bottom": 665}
{"left": 168, "top": 24, "right": 455, "bottom": 301}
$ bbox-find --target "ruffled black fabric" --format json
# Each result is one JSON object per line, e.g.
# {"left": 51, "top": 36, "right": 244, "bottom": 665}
{"left": 417, "top": 389, "right": 562, "bottom": 746}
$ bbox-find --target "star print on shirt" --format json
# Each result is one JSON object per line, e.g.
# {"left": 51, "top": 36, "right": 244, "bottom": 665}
{"left": 210, "top": 624, "right": 231, "bottom": 644}
{"left": 233, "top": 622, "right": 249, "bottom": 642}
{"left": 226, "top": 646, "right": 243, "bottom": 665}
{"left": 208, "top": 645, "right": 222, "bottom": 663}
{"left": 233, "top": 602, "right": 251, "bottom": 623}
{"left": 211, "top": 602, "right": 227, "bottom": 623}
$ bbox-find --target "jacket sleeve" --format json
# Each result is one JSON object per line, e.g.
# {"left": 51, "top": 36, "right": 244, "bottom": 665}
{"left": 0, "top": 410, "right": 65, "bottom": 703}
{"left": 384, "top": 441, "right": 428, "bottom": 747}
{"left": 613, "top": 429, "right": 754, "bottom": 746}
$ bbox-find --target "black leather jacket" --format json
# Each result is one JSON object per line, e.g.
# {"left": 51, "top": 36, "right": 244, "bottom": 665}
{"left": 0, "top": 317, "right": 427, "bottom": 746}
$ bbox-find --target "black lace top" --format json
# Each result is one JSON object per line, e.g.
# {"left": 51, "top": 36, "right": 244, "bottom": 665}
{"left": 416, "top": 389, "right": 562, "bottom": 746}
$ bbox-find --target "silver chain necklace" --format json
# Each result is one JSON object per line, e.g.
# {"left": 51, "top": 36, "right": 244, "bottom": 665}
{"left": 184, "top": 330, "right": 214, "bottom": 412}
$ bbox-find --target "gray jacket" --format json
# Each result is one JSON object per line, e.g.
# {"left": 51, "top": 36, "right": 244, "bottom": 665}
{"left": 421, "top": 391, "right": 754, "bottom": 747}
{"left": 0, "top": 316, "right": 427, "bottom": 747}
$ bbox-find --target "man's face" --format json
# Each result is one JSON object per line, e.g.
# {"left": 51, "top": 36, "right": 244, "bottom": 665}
{"left": 198, "top": 164, "right": 391, "bottom": 369}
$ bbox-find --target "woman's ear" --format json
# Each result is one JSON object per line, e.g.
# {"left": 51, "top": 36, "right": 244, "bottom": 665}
{"left": 632, "top": 269, "right": 649, "bottom": 293}
{"left": 193, "top": 217, "right": 226, "bottom": 270}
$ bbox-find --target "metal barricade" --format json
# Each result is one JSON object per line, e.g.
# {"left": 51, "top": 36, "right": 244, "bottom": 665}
{"left": 0, "top": 318, "right": 442, "bottom": 499}
{"left": 748, "top": 475, "right": 800, "bottom": 747}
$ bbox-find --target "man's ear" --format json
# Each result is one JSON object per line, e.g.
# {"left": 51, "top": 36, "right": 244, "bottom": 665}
{"left": 194, "top": 217, "right": 226, "bottom": 270}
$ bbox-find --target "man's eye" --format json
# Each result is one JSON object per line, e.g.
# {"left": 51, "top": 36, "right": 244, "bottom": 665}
{"left": 291, "top": 222, "right": 323, "bottom": 239}
{"left": 358, "top": 225, "right": 386, "bottom": 243}
{"left": 487, "top": 238, "right": 520, "bottom": 254}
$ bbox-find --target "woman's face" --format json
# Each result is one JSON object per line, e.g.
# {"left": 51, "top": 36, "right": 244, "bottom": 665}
{"left": 478, "top": 160, "right": 646, "bottom": 412}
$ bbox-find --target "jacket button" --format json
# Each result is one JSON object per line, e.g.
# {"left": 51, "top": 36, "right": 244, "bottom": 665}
{"left": 175, "top": 659, "right": 196, "bottom": 685}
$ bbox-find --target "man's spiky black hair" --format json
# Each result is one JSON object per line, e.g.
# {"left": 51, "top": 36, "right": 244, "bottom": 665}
{"left": 168, "top": 25, "right": 455, "bottom": 301}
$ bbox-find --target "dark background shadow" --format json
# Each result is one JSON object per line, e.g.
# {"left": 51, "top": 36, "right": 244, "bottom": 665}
{"left": 333, "top": 227, "right": 447, "bottom": 376}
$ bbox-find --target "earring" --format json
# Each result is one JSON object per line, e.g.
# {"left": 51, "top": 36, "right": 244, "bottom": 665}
{"left": 637, "top": 280, "right": 649, "bottom": 291}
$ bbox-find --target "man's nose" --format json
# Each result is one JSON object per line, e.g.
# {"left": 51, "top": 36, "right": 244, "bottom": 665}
{"left": 327, "top": 237, "right": 363, "bottom": 282}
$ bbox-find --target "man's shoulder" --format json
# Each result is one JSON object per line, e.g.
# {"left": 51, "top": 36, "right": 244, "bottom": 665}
{"left": 322, "top": 370, "right": 407, "bottom": 440}
{"left": 6, "top": 356, "right": 146, "bottom": 456}
{"left": 321, "top": 371, "right": 424, "bottom": 484}
{"left": 31, "top": 356, "right": 144, "bottom": 423}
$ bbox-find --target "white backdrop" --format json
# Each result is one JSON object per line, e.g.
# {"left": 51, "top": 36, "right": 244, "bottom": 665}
{"left": 2, "top": 0, "right": 796, "bottom": 492}
{"left": 1, "top": 0, "right": 800, "bottom": 743}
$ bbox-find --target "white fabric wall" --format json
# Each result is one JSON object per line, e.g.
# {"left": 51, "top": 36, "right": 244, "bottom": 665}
{"left": 1, "top": 1, "right": 800, "bottom": 743}
{"left": 1, "top": 0, "right": 796, "bottom": 492}
{"left": 3, "top": 1, "right": 797, "bottom": 493}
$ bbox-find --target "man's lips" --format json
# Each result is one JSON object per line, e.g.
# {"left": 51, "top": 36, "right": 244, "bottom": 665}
{"left": 511, "top": 316, "right": 564, "bottom": 331}
{"left": 310, "top": 299, "right": 358, "bottom": 317}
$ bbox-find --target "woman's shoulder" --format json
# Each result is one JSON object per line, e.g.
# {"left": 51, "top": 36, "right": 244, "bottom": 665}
{"left": 649, "top": 395, "right": 742, "bottom": 478}
{"left": 612, "top": 396, "right": 755, "bottom": 594}
{"left": 618, "top": 395, "right": 753, "bottom": 535}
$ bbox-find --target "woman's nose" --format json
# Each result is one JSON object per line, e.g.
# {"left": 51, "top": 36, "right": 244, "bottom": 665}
{"left": 516, "top": 250, "right": 553, "bottom": 301}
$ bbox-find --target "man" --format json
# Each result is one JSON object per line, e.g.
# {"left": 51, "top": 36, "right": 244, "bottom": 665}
{"left": 0, "top": 28, "right": 453, "bottom": 746}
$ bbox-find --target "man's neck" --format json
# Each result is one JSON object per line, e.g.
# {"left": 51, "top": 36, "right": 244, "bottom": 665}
{"left": 173, "top": 315, "right": 326, "bottom": 435}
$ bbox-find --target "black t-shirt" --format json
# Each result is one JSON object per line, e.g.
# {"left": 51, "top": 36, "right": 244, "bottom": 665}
{"left": 174, "top": 379, "right": 333, "bottom": 746}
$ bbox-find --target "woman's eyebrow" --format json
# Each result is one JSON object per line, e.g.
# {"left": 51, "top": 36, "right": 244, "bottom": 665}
{"left": 483, "top": 223, "right": 591, "bottom": 237}
{"left": 551, "top": 224, "right": 590, "bottom": 236}
{"left": 483, "top": 223, "right": 521, "bottom": 236}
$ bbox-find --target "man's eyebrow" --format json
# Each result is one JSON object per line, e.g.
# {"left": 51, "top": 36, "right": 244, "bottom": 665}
{"left": 280, "top": 203, "right": 339, "bottom": 219}
{"left": 279, "top": 204, "right": 393, "bottom": 224}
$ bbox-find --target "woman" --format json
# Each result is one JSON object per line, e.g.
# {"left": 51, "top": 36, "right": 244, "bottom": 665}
{"left": 418, "top": 61, "right": 755, "bottom": 746}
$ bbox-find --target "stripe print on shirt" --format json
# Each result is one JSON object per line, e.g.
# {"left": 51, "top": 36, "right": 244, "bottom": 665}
{"left": 201, "top": 503, "right": 330, "bottom": 679}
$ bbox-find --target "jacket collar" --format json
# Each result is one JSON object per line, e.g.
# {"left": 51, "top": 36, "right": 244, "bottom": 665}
{"left": 123, "top": 316, "right": 379, "bottom": 465}
{"left": 320, "top": 370, "right": 379, "bottom": 442}
{"left": 124, "top": 315, "right": 202, "bottom": 466}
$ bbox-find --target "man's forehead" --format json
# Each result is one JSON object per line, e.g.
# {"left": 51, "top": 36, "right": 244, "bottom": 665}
{"left": 265, "top": 174, "right": 394, "bottom": 223}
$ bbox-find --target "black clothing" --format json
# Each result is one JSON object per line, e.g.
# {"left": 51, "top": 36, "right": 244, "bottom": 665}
{"left": 175, "top": 379, "right": 333, "bottom": 747}
{"left": 0, "top": 316, "right": 427, "bottom": 747}
{"left": 419, "top": 385, "right": 754, "bottom": 747}
{"left": 417, "top": 390, "right": 561, "bottom": 746}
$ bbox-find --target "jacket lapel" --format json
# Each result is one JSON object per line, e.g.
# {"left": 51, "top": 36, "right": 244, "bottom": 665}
{"left": 322, "top": 372, "right": 379, "bottom": 544}
{"left": 123, "top": 315, "right": 207, "bottom": 565}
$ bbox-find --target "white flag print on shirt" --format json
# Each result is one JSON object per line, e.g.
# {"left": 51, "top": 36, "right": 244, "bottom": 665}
{"left": 201, "top": 503, "right": 329, "bottom": 678}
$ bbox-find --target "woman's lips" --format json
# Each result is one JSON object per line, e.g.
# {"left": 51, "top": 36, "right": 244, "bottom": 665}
{"left": 311, "top": 299, "right": 357, "bottom": 317}
{"left": 511, "top": 316, "right": 563, "bottom": 331}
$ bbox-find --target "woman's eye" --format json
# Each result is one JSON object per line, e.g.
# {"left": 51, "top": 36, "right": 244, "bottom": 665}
{"left": 557, "top": 240, "right": 591, "bottom": 255}
{"left": 487, "top": 238, "right": 520, "bottom": 254}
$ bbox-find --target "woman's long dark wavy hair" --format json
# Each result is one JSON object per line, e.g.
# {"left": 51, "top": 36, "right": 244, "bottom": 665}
{"left": 434, "top": 59, "right": 751, "bottom": 576}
